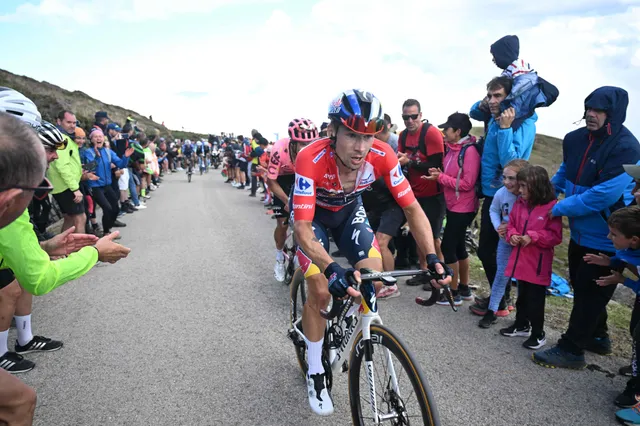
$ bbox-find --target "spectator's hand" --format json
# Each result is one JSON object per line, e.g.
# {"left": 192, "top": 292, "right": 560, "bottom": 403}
{"left": 509, "top": 234, "right": 522, "bottom": 246}
{"left": 125, "top": 147, "right": 135, "bottom": 157}
{"left": 397, "top": 152, "right": 409, "bottom": 166}
{"left": 42, "top": 227, "right": 99, "bottom": 257}
{"left": 94, "top": 232, "right": 131, "bottom": 264}
{"left": 497, "top": 222, "right": 508, "bottom": 238}
{"left": 583, "top": 253, "right": 612, "bottom": 266}
{"left": 498, "top": 107, "right": 516, "bottom": 129}
{"left": 520, "top": 235, "right": 532, "bottom": 247}
{"left": 421, "top": 167, "right": 441, "bottom": 181}
{"left": 596, "top": 271, "right": 624, "bottom": 287}
{"left": 73, "top": 190, "right": 83, "bottom": 203}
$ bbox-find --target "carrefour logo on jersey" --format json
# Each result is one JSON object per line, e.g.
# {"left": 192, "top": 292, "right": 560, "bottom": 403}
{"left": 390, "top": 163, "right": 405, "bottom": 187}
{"left": 294, "top": 174, "right": 314, "bottom": 196}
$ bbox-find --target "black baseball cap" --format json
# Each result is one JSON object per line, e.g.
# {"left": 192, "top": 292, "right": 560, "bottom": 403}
{"left": 95, "top": 111, "right": 110, "bottom": 120}
{"left": 438, "top": 112, "right": 472, "bottom": 135}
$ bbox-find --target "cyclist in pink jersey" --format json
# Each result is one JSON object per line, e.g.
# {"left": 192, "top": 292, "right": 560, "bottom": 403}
{"left": 267, "top": 119, "right": 319, "bottom": 282}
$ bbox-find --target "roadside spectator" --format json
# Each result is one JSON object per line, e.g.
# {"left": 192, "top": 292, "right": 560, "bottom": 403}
{"left": 49, "top": 110, "right": 86, "bottom": 233}
{"left": 93, "top": 111, "right": 109, "bottom": 134}
{"left": 107, "top": 123, "right": 136, "bottom": 215}
{"left": 469, "top": 76, "right": 538, "bottom": 314}
{"left": 533, "top": 86, "right": 640, "bottom": 369}
{"left": 427, "top": 113, "right": 480, "bottom": 305}
{"left": 397, "top": 98, "right": 445, "bottom": 288}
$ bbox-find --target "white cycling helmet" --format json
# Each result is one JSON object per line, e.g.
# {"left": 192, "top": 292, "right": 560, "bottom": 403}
{"left": 185, "top": 139, "right": 191, "bottom": 144}
{"left": 37, "top": 120, "right": 66, "bottom": 150}
{"left": 0, "top": 87, "right": 42, "bottom": 128}
{"left": 196, "top": 140, "right": 202, "bottom": 146}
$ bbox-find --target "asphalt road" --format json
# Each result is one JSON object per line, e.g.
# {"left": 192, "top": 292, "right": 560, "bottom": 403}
{"left": 13, "top": 170, "right": 629, "bottom": 426}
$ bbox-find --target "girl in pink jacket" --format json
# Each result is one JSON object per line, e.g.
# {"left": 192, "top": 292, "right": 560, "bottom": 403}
{"left": 501, "top": 165, "right": 563, "bottom": 350}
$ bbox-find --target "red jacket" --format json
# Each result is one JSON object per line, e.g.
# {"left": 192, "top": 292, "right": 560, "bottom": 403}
{"left": 505, "top": 198, "right": 563, "bottom": 286}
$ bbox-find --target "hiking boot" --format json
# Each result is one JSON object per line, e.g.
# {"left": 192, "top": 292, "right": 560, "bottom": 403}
{"left": 532, "top": 345, "right": 587, "bottom": 370}
{"left": 615, "top": 404, "right": 640, "bottom": 425}
{"left": 500, "top": 324, "right": 531, "bottom": 337}
{"left": 478, "top": 310, "right": 497, "bottom": 329}
{"left": 378, "top": 284, "right": 400, "bottom": 300}
{"left": 523, "top": 332, "right": 547, "bottom": 350}
{"left": 586, "top": 337, "right": 612, "bottom": 355}
{"left": 0, "top": 352, "right": 35, "bottom": 374}
{"left": 458, "top": 284, "right": 474, "bottom": 301}
{"left": 406, "top": 275, "right": 427, "bottom": 287}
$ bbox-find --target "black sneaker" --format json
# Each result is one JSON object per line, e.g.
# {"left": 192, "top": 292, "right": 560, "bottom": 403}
{"left": 458, "top": 284, "right": 474, "bottom": 301}
{"left": 237, "top": 185, "right": 245, "bottom": 190}
{"left": 523, "top": 332, "right": 547, "bottom": 350}
{"left": 620, "top": 365, "right": 633, "bottom": 377}
{"left": 15, "top": 336, "right": 63, "bottom": 355}
{"left": 112, "top": 220, "right": 127, "bottom": 228}
{"left": 586, "top": 337, "right": 612, "bottom": 355}
{"left": 615, "top": 388, "right": 640, "bottom": 408}
{"left": 499, "top": 324, "right": 531, "bottom": 337}
{"left": 406, "top": 275, "right": 427, "bottom": 287}
{"left": 0, "top": 352, "right": 35, "bottom": 374}
{"left": 479, "top": 310, "right": 497, "bottom": 328}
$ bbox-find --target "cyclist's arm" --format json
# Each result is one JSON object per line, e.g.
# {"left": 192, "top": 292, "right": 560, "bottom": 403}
{"left": 267, "top": 178, "right": 288, "bottom": 205}
{"left": 294, "top": 220, "right": 333, "bottom": 271}
{"left": 402, "top": 200, "right": 436, "bottom": 256}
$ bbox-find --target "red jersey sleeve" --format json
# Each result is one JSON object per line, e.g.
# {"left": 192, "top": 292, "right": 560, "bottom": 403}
{"left": 425, "top": 125, "right": 445, "bottom": 155}
{"left": 292, "top": 149, "right": 317, "bottom": 222}
{"left": 375, "top": 142, "right": 416, "bottom": 208}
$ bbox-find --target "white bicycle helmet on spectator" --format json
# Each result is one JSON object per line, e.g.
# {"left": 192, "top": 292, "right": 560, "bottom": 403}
{"left": 37, "top": 120, "right": 67, "bottom": 150}
{"left": 0, "top": 87, "right": 42, "bottom": 128}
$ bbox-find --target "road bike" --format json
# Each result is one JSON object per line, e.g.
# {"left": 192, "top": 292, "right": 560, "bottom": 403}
{"left": 186, "top": 159, "right": 193, "bottom": 183}
{"left": 281, "top": 217, "right": 298, "bottom": 286}
{"left": 288, "top": 268, "right": 456, "bottom": 425}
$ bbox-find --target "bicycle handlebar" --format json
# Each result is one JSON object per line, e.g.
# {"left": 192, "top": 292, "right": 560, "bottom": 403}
{"left": 319, "top": 268, "right": 457, "bottom": 321}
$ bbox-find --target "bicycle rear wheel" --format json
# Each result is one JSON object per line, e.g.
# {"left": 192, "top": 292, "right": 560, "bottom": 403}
{"left": 289, "top": 269, "right": 308, "bottom": 378}
{"left": 348, "top": 324, "right": 440, "bottom": 426}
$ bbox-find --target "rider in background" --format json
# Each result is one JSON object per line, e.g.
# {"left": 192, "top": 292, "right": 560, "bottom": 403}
{"left": 182, "top": 139, "right": 195, "bottom": 173}
{"left": 267, "top": 118, "right": 319, "bottom": 282}
{"left": 291, "top": 89, "right": 452, "bottom": 416}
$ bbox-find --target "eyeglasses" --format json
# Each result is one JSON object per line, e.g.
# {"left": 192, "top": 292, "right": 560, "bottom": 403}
{"left": 340, "top": 116, "right": 385, "bottom": 135}
{"left": 0, "top": 177, "right": 54, "bottom": 201}
{"left": 402, "top": 114, "right": 420, "bottom": 121}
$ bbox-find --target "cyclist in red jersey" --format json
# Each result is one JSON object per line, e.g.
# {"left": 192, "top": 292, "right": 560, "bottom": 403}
{"left": 291, "top": 89, "right": 452, "bottom": 416}
{"left": 267, "top": 118, "right": 319, "bottom": 282}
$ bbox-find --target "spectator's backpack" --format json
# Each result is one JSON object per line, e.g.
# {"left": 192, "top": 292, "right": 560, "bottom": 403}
{"left": 456, "top": 137, "right": 485, "bottom": 199}
{"left": 398, "top": 120, "right": 432, "bottom": 157}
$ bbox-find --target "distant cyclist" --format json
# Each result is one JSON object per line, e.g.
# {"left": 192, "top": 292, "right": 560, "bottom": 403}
{"left": 268, "top": 118, "right": 319, "bottom": 282}
{"left": 291, "top": 89, "right": 452, "bottom": 415}
{"left": 182, "top": 139, "right": 195, "bottom": 174}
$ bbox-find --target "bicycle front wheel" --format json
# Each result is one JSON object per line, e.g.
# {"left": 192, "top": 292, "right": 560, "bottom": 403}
{"left": 348, "top": 324, "right": 440, "bottom": 426}
{"left": 289, "top": 268, "right": 308, "bottom": 378}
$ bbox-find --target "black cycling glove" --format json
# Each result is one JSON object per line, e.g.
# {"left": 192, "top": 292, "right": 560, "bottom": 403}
{"left": 324, "top": 262, "right": 356, "bottom": 298}
{"left": 426, "top": 254, "right": 453, "bottom": 280}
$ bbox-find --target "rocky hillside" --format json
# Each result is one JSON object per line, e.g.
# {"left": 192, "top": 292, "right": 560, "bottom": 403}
{"left": 0, "top": 68, "right": 206, "bottom": 141}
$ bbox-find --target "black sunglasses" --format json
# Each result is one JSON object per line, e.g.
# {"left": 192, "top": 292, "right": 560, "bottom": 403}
{"left": 402, "top": 114, "right": 420, "bottom": 121}
{"left": 0, "top": 177, "right": 54, "bottom": 201}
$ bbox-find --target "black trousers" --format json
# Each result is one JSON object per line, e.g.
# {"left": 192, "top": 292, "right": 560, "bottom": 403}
{"left": 558, "top": 240, "right": 617, "bottom": 355}
{"left": 91, "top": 185, "right": 120, "bottom": 234}
{"left": 514, "top": 280, "right": 547, "bottom": 336}
{"left": 441, "top": 210, "right": 476, "bottom": 265}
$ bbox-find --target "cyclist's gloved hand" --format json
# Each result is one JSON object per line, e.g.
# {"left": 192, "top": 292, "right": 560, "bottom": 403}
{"left": 324, "top": 262, "right": 356, "bottom": 298}
{"left": 426, "top": 254, "right": 453, "bottom": 280}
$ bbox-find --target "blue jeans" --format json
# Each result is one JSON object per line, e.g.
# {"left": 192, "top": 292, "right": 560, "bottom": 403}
{"left": 128, "top": 167, "right": 140, "bottom": 206}
{"left": 488, "top": 239, "right": 513, "bottom": 312}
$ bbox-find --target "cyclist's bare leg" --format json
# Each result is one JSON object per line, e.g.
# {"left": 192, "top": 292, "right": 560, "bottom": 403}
{"left": 0, "top": 369, "right": 36, "bottom": 426}
{"left": 0, "top": 281, "right": 20, "bottom": 345}
{"left": 374, "top": 232, "right": 394, "bottom": 272}
{"left": 302, "top": 273, "right": 331, "bottom": 343}
{"left": 275, "top": 218, "right": 287, "bottom": 251}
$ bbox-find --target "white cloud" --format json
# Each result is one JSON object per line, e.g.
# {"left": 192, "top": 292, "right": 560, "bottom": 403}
{"left": 2, "top": 0, "right": 640, "bottom": 141}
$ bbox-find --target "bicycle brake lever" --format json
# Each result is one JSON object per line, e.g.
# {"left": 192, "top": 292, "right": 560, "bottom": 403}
{"left": 441, "top": 284, "right": 458, "bottom": 312}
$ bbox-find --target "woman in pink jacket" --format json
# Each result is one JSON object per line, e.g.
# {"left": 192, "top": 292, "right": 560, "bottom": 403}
{"left": 502, "top": 165, "right": 563, "bottom": 350}
{"left": 425, "top": 113, "right": 480, "bottom": 306}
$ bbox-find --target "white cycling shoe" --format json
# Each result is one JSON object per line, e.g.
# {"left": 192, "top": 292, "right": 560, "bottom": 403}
{"left": 307, "top": 373, "right": 334, "bottom": 416}
{"left": 274, "top": 260, "right": 286, "bottom": 282}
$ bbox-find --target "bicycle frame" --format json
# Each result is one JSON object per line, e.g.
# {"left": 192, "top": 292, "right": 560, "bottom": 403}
{"left": 291, "top": 280, "right": 403, "bottom": 423}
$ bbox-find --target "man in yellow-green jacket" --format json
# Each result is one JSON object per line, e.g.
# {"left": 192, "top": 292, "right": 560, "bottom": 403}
{"left": 48, "top": 110, "right": 86, "bottom": 233}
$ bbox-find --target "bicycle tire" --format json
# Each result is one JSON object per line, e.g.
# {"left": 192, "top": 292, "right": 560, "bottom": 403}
{"left": 290, "top": 268, "right": 308, "bottom": 378}
{"left": 283, "top": 243, "right": 296, "bottom": 286}
{"left": 348, "top": 324, "right": 440, "bottom": 426}
{"left": 188, "top": 173, "right": 192, "bottom": 183}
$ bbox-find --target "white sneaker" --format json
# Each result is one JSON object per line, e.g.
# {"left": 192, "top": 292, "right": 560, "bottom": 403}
{"left": 136, "top": 204, "right": 147, "bottom": 209}
{"left": 258, "top": 187, "right": 265, "bottom": 193}
{"left": 307, "top": 373, "right": 334, "bottom": 416}
{"left": 274, "top": 260, "right": 286, "bottom": 282}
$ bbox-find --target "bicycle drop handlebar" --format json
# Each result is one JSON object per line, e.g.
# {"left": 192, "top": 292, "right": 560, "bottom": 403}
{"left": 319, "top": 268, "right": 458, "bottom": 321}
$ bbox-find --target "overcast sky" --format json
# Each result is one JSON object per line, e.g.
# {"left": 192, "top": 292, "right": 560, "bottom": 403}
{"left": 2, "top": 0, "right": 639, "bottom": 140}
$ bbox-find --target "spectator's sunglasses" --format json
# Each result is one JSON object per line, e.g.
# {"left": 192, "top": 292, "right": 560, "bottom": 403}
{"left": 402, "top": 114, "right": 420, "bottom": 121}
{"left": 0, "top": 177, "right": 54, "bottom": 201}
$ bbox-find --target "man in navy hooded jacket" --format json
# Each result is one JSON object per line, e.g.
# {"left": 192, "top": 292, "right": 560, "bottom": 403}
{"left": 533, "top": 86, "right": 640, "bottom": 369}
